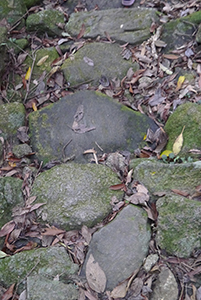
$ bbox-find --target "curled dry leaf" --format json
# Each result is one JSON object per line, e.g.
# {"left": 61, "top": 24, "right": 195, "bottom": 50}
{"left": 0, "top": 221, "right": 15, "bottom": 237}
{"left": 86, "top": 254, "right": 106, "bottom": 293}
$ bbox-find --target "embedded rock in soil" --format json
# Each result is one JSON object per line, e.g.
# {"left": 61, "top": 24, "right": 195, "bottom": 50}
{"left": 81, "top": 204, "right": 151, "bottom": 291}
{"left": 65, "top": 8, "right": 159, "bottom": 45}
{"left": 156, "top": 194, "right": 201, "bottom": 257}
{"left": 164, "top": 102, "right": 201, "bottom": 156}
{"left": 31, "top": 163, "right": 123, "bottom": 231}
{"left": 26, "top": 9, "right": 64, "bottom": 37}
{"left": 0, "top": 177, "right": 23, "bottom": 230}
{"left": 0, "top": 102, "right": 25, "bottom": 143}
{"left": 0, "top": 246, "right": 78, "bottom": 293}
{"left": 27, "top": 275, "right": 79, "bottom": 300}
{"left": 132, "top": 160, "right": 201, "bottom": 195}
{"left": 61, "top": 42, "right": 138, "bottom": 86}
{"left": 150, "top": 266, "right": 178, "bottom": 300}
{"left": 29, "top": 90, "right": 158, "bottom": 164}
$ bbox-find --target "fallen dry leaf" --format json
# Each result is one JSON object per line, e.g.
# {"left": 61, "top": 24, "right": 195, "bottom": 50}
{"left": 86, "top": 253, "right": 106, "bottom": 293}
{"left": 173, "top": 125, "right": 185, "bottom": 155}
{"left": 2, "top": 283, "right": 15, "bottom": 300}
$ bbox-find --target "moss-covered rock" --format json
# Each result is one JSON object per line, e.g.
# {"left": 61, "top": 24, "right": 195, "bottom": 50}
{"left": 132, "top": 160, "right": 201, "bottom": 195}
{"left": 26, "top": 9, "right": 64, "bottom": 37}
{"left": 156, "top": 194, "right": 201, "bottom": 257}
{"left": 0, "top": 0, "right": 26, "bottom": 27}
{"left": 31, "top": 163, "right": 123, "bottom": 230}
{"left": 65, "top": 8, "right": 159, "bottom": 45}
{"left": 0, "top": 177, "right": 23, "bottom": 230}
{"left": 27, "top": 275, "right": 79, "bottom": 300}
{"left": 164, "top": 102, "right": 201, "bottom": 155}
{"left": 0, "top": 246, "right": 78, "bottom": 292}
{"left": 28, "top": 90, "right": 158, "bottom": 164}
{"left": 62, "top": 42, "right": 139, "bottom": 86}
{"left": 161, "top": 10, "right": 201, "bottom": 52}
{"left": 0, "top": 102, "right": 25, "bottom": 143}
{"left": 12, "top": 143, "right": 33, "bottom": 158}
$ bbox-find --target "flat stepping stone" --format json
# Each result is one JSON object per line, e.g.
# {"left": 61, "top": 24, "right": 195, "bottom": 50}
{"left": 31, "top": 163, "right": 123, "bottom": 230}
{"left": 62, "top": 42, "right": 138, "bottom": 86}
{"left": 29, "top": 90, "right": 158, "bottom": 164}
{"left": 81, "top": 204, "right": 151, "bottom": 291}
{"left": 65, "top": 8, "right": 159, "bottom": 45}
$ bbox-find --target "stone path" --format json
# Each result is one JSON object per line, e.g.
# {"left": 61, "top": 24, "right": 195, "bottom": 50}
{"left": 0, "top": 1, "right": 201, "bottom": 300}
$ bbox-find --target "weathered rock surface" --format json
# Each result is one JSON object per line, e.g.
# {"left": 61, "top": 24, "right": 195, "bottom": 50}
{"left": 31, "top": 163, "right": 123, "bottom": 230}
{"left": 62, "top": 42, "right": 139, "bottom": 86}
{"left": 29, "top": 90, "right": 158, "bottom": 164}
{"left": 26, "top": 9, "right": 64, "bottom": 37}
{"left": 0, "top": 177, "right": 23, "bottom": 230}
{"left": 65, "top": 8, "right": 159, "bottom": 45}
{"left": 156, "top": 194, "right": 201, "bottom": 257}
{"left": 132, "top": 160, "right": 201, "bottom": 195}
{"left": 164, "top": 102, "right": 201, "bottom": 156}
{"left": 161, "top": 10, "right": 201, "bottom": 52}
{"left": 150, "top": 266, "right": 178, "bottom": 300}
{"left": 27, "top": 275, "right": 78, "bottom": 300}
{"left": 81, "top": 204, "right": 151, "bottom": 290}
{"left": 132, "top": 160, "right": 201, "bottom": 257}
{"left": 0, "top": 102, "right": 25, "bottom": 143}
{"left": 0, "top": 246, "right": 78, "bottom": 292}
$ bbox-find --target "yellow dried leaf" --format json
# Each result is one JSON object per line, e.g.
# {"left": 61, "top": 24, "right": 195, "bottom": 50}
{"left": 173, "top": 126, "right": 185, "bottom": 155}
{"left": 160, "top": 150, "right": 173, "bottom": 157}
{"left": 48, "top": 66, "right": 60, "bottom": 77}
{"left": 175, "top": 76, "right": 185, "bottom": 91}
{"left": 25, "top": 67, "right": 31, "bottom": 80}
{"left": 32, "top": 103, "right": 37, "bottom": 111}
{"left": 36, "top": 55, "right": 49, "bottom": 66}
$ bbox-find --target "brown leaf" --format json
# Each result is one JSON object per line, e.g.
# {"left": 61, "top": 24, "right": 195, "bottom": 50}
{"left": 86, "top": 254, "right": 106, "bottom": 293}
{"left": 109, "top": 183, "right": 127, "bottom": 191}
{"left": 171, "top": 189, "right": 189, "bottom": 197}
{"left": 42, "top": 226, "right": 65, "bottom": 236}
{"left": 77, "top": 23, "right": 86, "bottom": 39}
{"left": 81, "top": 225, "right": 91, "bottom": 245}
{"left": 0, "top": 221, "right": 15, "bottom": 237}
{"left": 29, "top": 202, "right": 46, "bottom": 212}
{"left": 110, "top": 280, "right": 128, "bottom": 298}
{"left": 129, "top": 192, "right": 149, "bottom": 206}
{"left": 2, "top": 283, "right": 15, "bottom": 300}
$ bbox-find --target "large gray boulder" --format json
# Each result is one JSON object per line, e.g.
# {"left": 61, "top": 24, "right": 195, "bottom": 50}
{"left": 29, "top": 90, "right": 158, "bottom": 164}
{"left": 31, "top": 163, "right": 123, "bottom": 230}
{"left": 61, "top": 42, "right": 138, "bottom": 86}
{"left": 81, "top": 204, "right": 151, "bottom": 291}
{"left": 65, "top": 8, "right": 159, "bottom": 45}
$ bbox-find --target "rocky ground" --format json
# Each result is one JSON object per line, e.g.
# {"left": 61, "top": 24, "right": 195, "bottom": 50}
{"left": 0, "top": 0, "right": 201, "bottom": 299}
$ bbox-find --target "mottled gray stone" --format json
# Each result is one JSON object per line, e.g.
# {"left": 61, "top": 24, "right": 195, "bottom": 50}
{"left": 29, "top": 90, "right": 158, "bottom": 164}
{"left": 0, "top": 246, "right": 78, "bottom": 292}
{"left": 27, "top": 275, "right": 79, "bottom": 300}
{"left": 132, "top": 161, "right": 201, "bottom": 195}
{"left": 0, "top": 102, "right": 25, "bottom": 143}
{"left": 164, "top": 103, "right": 201, "bottom": 156}
{"left": 62, "top": 42, "right": 139, "bottom": 86}
{"left": 13, "top": 143, "right": 33, "bottom": 158}
{"left": 65, "top": 8, "right": 159, "bottom": 45}
{"left": 150, "top": 266, "right": 178, "bottom": 300}
{"left": 156, "top": 194, "right": 201, "bottom": 257}
{"left": 31, "top": 163, "right": 123, "bottom": 230}
{"left": 26, "top": 9, "right": 64, "bottom": 37}
{"left": 0, "top": 177, "right": 23, "bottom": 230}
{"left": 82, "top": 205, "right": 151, "bottom": 290}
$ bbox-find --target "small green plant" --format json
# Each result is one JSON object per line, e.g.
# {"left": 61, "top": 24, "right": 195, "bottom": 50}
{"left": 161, "top": 152, "right": 193, "bottom": 164}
